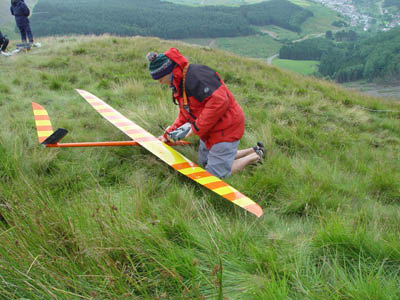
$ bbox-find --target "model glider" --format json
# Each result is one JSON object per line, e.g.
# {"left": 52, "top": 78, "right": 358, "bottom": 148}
{"left": 32, "top": 90, "right": 263, "bottom": 217}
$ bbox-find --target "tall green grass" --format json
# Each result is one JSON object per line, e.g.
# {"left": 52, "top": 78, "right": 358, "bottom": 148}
{"left": 0, "top": 35, "right": 400, "bottom": 299}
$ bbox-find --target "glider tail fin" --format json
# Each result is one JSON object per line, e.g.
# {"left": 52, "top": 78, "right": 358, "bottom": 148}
{"left": 32, "top": 102, "right": 69, "bottom": 145}
{"left": 32, "top": 102, "right": 54, "bottom": 143}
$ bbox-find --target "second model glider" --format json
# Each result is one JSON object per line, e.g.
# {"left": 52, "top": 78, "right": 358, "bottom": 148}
{"left": 32, "top": 89, "right": 263, "bottom": 217}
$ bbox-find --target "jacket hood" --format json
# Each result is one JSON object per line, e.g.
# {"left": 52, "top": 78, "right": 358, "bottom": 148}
{"left": 11, "top": 0, "right": 20, "bottom": 6}
{"left": 165, "top": 48, "right": 189, "bottom": 91}
{"left": 165, "top": 48, "right": 188, "bottom": 70}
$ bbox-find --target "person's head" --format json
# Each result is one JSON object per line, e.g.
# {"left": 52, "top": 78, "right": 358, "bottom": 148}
{"left": 146, "top": 51, "right": 176, "bottom": 84}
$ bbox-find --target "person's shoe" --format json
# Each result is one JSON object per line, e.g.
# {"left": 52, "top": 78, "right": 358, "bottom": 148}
{"left": 33, "top": 42, "right": 42, "bottom": 48}
{"left": 253, "top": 142, "right": 265, "bottom": 164}
{"left": 1, "top": 51, "right": 12, "bottom": 57}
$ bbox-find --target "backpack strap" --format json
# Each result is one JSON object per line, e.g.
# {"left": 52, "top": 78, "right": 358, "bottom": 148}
{"left": 182, "top": 64, "right": 190, "bottom": 113}
{"left": 171, "top": 64, "right": 196, "bottom": 120}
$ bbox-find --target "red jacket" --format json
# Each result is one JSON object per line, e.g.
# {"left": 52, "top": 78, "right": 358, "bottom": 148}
{"left": 165, "top": 48, "right": 245, "bottom": 149}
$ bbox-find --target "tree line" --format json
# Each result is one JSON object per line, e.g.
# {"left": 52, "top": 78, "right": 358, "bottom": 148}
{"left": 321, "top": 28, "right": 400, "bottom": 82}
{"left": 29, "top": 0, "right": 313, "bottom": 39}
{"left": 279, "top": 28, "right": 400, "bottom": 83}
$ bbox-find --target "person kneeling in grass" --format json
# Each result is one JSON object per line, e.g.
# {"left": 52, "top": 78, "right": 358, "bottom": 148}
{"left": 146, "top": 48, "right": 265, "bottom": 178}
{"left": 0, "top": 31, "right": 11, "bottom": 56}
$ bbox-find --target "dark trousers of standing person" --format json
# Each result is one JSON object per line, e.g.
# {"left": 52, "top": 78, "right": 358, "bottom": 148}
{"left": 18, "top": 23, "right": 33, "bottom": 43}
{"left": 0, "top": 36, "right": 9, "bottom": 51}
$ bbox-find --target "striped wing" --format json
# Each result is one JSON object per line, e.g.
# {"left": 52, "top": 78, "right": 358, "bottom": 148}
{"left": 76, "top": 89, "right": 263, "bottom": 218}
{"left": 32, "top": 102, "right": 54, "bottom": 143}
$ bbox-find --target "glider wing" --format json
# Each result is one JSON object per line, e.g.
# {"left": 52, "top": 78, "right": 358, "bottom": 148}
{"left": 76, "top": 89, "right": 263, "bottom": 217}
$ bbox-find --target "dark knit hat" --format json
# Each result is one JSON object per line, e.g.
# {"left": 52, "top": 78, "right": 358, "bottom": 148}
{"left": 146, "top": 52, "right": 176, "bottom": 80}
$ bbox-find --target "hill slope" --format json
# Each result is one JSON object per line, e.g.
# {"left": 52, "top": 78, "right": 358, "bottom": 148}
{"left": 1, "top": 35, "right": 400, "bottom": 299}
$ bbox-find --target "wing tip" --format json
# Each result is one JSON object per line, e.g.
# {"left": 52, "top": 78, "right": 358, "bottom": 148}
{"left": 245, "top": 204, "right": 263, "bottom": 218}
{"left": 32, "top": 102, "right": 43, "bottom": 110}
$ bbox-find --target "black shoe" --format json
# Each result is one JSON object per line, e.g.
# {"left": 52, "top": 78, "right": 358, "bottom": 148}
{"left": 253, "top": 142, "right": 265, "bottom": 164}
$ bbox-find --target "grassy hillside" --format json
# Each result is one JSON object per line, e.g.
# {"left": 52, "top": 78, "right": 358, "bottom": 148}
{"left": 1, "top": 35, "right": 400, "bottom": 299}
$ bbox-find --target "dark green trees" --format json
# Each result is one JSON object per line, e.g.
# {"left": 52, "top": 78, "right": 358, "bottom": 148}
{"left": 30, "top": 0, "right": 313, "bottom": 39}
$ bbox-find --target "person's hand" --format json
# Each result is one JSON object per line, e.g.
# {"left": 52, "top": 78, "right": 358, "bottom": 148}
{"left": 157, "top": 126, "right": 171, "bottom": 142}
{"left": 185, "top": 128, "right": 193, "bottom": 138}
{"left": 167, "top": 123, "right": 192, "bottom": 142}
{"left": 157, "top": 135, "right": 169, "bottom": 142}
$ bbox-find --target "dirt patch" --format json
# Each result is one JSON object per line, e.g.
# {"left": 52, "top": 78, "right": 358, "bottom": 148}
{"left": 343, "top": 82, "right": 400, "bottom": 101}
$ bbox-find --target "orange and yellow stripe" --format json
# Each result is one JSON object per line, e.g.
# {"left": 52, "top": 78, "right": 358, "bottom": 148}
{"left": 32, "top": 102, "right": 54, "bottom": 143}
{"left": 76, "top": 89, "right": 263, "bottom": 217}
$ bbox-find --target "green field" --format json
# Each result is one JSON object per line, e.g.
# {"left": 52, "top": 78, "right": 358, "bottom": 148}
{"left": 272, "top": 58, "right": 319, "bottom": 75}
{"left": 185, "top": 34, "right": 282, "bottom": 59}
{"left": 298, "top": 1, "right": 347, "bottom": 36}
{"left": 258, "top": 2, "right": 344, "bottom": 42}
{"left": 1, "top": 35, "right": 400, "bottom": 299}
{"left": 216, "top": 34, "right": 282, "bottom": 59}
{"left": 259, "top": 25, "right": 302, "bottom": 41}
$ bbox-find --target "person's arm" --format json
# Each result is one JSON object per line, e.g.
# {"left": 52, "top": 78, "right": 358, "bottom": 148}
{"left": 23, "top": 3, "right": 30, "bottom": 17}
{"left": 163, "top": 112, "right": 187, "bottom": 138}
{"left": 157, "top": 109, "right": 188, "bottom": 142}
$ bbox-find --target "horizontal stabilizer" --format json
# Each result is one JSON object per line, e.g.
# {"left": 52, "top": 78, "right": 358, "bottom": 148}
{"left": 42, "top": 128, "right": 68, "bottom": 145}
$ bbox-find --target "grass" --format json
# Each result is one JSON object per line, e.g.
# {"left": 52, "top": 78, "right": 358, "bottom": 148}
{"left": 272, "top": 59, "right": 319, "bottom": 75}
{"left": 216, "top": 34, "right": 282, "bottom": 59}
{"left": 0, "top": 35, "right": 400, "bottom": 299}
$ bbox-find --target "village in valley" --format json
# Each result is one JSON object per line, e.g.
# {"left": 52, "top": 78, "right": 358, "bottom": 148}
{"left": 311, "top": 0, "right": 400, "bottom": 31}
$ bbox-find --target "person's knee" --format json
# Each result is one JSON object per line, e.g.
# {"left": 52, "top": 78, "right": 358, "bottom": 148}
{"left": 205, "top": 163, "right": 231, "bottom": 178}
{"left": 198, "top": 141, "right": 209, "bottom": 167}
